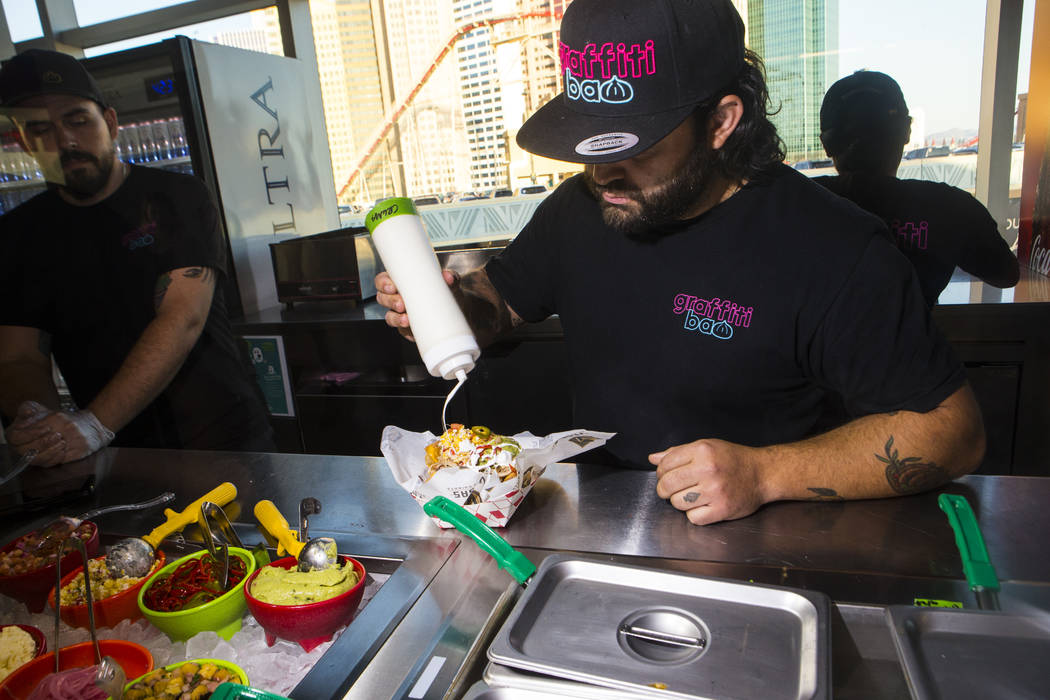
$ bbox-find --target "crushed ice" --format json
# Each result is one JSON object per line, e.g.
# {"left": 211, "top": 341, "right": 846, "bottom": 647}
{"left": 0, "top": 572, "right": 388, "bottom": 696}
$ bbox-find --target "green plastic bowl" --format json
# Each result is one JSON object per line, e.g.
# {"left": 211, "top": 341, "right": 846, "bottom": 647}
{"left": 210, "top": 683, "right": 290, "bottom": 699}
{"left": 124, "top": 658, "right": 249, "bottom": 695}
{"left": 137, "top": 548, "right": 256, "bottom": 642}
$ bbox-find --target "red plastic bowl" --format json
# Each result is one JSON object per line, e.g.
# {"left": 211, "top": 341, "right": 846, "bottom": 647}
{"left": 45, "top": 551, "right": 166, "bottom": 629}
{"left": 0, "top": 523, "right": 99, "bottom": 613}
{"left": 0, "top": 639, "right": 152, "bottom": 700}
{"left": 244, "top": 555, "right": 366, "bottom": 652}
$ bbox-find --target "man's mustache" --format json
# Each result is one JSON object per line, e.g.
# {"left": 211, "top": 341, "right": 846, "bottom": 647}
{"left": 59, "top": 149, "right": 99, "bottom": 167}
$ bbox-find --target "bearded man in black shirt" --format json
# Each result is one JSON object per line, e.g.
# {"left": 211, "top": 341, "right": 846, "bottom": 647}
{"left": 0, "top": 49, "right": 274, "bottom": 465}
{"left": 377, "top": 0, "right": 985, "bottom": 525}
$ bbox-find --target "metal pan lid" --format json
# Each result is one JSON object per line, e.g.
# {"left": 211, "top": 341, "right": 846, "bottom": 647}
{"left": 487, "top": 554, "right": 831, "bottom": 700}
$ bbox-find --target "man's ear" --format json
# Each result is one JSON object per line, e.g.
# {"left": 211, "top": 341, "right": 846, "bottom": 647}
{"left": 103, "top": 106, "right": 119, "bottom": 140}
{"left": 710, "top": 94, "right": 743, "bottom": 150}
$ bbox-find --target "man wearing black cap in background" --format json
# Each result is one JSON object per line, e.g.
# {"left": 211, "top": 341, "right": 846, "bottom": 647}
{"left": 377, "top": 0, "right": 985, "bottom": 525}
{"left": 0, "top": 49, "right": 274, "bottom": 466}
{"left": 815, "top": 70, "right": 1019, "bottom": 306}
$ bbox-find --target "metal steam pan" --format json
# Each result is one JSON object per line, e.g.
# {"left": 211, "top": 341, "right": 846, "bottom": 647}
{"left": 487, "top": 554, "right": 831, "bottom": 700}
{"left": 886, "top": 606, "right": 1050, "bottom": 699}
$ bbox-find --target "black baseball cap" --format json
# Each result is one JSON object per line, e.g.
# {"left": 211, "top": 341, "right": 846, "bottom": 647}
{"left": 820, "top": 71, "right": 909, "bottom": 153}
{"left": 0, "top": 49, "right": 107, "bottom": 108}
{"left": 516, "top": 0, "right": 745, "bottom": 164}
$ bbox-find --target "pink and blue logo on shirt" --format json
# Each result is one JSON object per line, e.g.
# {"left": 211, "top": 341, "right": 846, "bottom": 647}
{"left": 560, "top": 40, "right": 656, "bottom": 107}
{"left": 673, "top": 293, "right": 753, "bottom": 341}
{"left": 891, "top": 220, "right": 928, "bottom": 250}
{"left": 122, "top": 222, "right": 157, "bottom": 251}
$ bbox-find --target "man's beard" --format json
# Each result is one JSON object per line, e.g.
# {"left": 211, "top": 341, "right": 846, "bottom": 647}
{"left": 584, "top": 139, "right": 720, "bottom": 239}
{"left": 58, "top": 145, "right": 116, "bottom": 200}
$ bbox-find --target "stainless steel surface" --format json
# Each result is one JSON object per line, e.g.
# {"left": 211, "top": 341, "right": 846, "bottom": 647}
{"left": 886, "top": 606, "right": 1050, "bottom": 699}
{"left": 487, "top": 554, "right": 829, "bottom": 700}
{"left": 8, "top": 451, "right": 1046, "bottom": 585}
{"left": 3, "top": 448, "right": 1050, "bottom": 699}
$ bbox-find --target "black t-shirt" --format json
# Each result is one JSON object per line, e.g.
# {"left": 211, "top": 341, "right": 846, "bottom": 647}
{"left": 0, "top": 165, "right": 273, "bottom": 450}
{"left": 813, "top": 173, "right": 1017, "bottom": 306}
{"left": 486, "top": 165, "right": 966, "bottom": 468}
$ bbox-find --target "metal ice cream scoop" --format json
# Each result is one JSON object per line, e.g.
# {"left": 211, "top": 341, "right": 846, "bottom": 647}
{"left": 106, "top": 482, "right": 238, "bottom": 578}
{"left": 254, "top": 498, "right": 338, "bottom": 572}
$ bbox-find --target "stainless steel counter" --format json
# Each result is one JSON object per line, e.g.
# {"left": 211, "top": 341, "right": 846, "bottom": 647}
{"left": 2, "top": 448, "right": 1048, "bottom": 699}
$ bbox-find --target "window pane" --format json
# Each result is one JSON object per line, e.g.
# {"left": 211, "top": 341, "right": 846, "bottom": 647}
{"left": 1, "top": 0, "right": 43, "bottom": 42}
{"left": 84, "top": 8, "right": 282, "bottom": 58}
{"left": 72, "top": 0, "right": 192, "bottom": 27}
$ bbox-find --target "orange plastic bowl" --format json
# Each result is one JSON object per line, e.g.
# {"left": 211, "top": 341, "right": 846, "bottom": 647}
{"left": 46, "top": 551, "right": 166, "bottom": 629}
{"left": 0, "top": 523, "right": 99, "bottom": 613}
{"left": 244, "top": 555, "right": 366, "bottom": 652}
{"left": 0, "top": 639, "right": 152, "bottom": 700}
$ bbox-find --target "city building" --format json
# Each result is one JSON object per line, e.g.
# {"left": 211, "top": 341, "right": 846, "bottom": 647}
{"left": 746, "top": 0, "right": 839, "bottom": 163}
{"left": 379, "top": 0, "right": 471, "bottom": 199}
{"left": 452, "top": 0, "right": 513, "bottom": 191}
{"left": 500, "top": 0, "right": 579, "bottom": 187}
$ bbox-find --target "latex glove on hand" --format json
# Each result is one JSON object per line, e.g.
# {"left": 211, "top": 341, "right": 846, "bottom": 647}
{"left": 60, "top": 408, "right": 116, "bottom": 462}
{"left": 7, "top": 401, "right": 114, "bottom": 467}
{"left": 7, "top": 401, "right": 65, "bottom": 466}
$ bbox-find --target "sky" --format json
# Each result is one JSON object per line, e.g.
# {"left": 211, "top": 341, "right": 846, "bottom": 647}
{"left": 1, "top": 0, "right": 1036, "bottom": 137}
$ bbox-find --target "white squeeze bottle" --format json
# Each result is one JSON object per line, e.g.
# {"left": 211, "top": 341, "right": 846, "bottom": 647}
{"left": 366, "top": 197, "right": 480, "bottom": 382}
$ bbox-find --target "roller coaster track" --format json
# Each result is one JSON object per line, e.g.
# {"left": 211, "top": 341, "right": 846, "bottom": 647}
{"left": 338, "top": 10, "right": 561, "bottom": 199}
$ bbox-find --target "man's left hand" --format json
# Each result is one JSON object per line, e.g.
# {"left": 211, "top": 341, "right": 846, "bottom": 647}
{"left": 651, "top": 439, "right": 768, "bottom": 525}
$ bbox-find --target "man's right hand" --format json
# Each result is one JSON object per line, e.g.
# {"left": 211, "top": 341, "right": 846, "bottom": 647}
{"left": 375, "top": 269, "right": 458, "bottom": 342}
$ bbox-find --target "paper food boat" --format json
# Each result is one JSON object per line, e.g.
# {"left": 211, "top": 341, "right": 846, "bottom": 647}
{"left": 381, "top": 426, "right": 613, "bottom": 528}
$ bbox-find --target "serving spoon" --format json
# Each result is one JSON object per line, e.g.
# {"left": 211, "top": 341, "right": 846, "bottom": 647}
{"left": 21, "top": 492, "right": 175, "bottom": 555}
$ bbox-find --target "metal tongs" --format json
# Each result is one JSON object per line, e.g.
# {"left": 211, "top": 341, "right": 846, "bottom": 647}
{"left": 197, "top": 501, "right": 243, "bottom": 590}
{"left": 55, "top": 537, "right": 126, "bottom": 699}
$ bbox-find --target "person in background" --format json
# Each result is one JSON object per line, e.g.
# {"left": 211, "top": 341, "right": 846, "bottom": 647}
{"left": 815, "top": 70, "right": 1019, "bottom": 306}
{"left": 377, "top": 0, "right": 985, "bottom": 526}
{"left": 0, "top": 49, "right": 275, "bottom": 466}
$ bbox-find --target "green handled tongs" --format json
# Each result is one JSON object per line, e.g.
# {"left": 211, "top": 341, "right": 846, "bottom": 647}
{"left": 423, "top": 496, "right": 537, "bottom": 586}
{"left": 938, "top": 493, "right": 1000, "bottom": 610}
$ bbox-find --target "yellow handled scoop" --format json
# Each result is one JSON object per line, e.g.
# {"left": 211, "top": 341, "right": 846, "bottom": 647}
{"left": 254, "top": 499, "right": 338, "bottom": 571}
{"left": 106, "top": 482, "right": 238, "bottom": 578}
{"left": 253, "top": 499, "right": 304, "bottom": 558}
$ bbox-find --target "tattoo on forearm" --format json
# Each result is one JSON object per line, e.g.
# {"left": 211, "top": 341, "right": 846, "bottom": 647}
{"left": 182, "top": 267, "right": 213, "bottom": 283}
{"left": 154, "top": 274, "right": 172, "bottom": 309}
{"left": 876, "top": 436, "right": 950, "bottom": 495}
{"left": 806, "top": 487, "right": 843, "bottom": 501}
{"left": 683, "top": 491, "right": 701, "bottom": 503}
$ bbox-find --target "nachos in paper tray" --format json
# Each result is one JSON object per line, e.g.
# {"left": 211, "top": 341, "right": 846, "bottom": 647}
{"left": 381, "top": 424, "right": 614, "bottom": 528}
